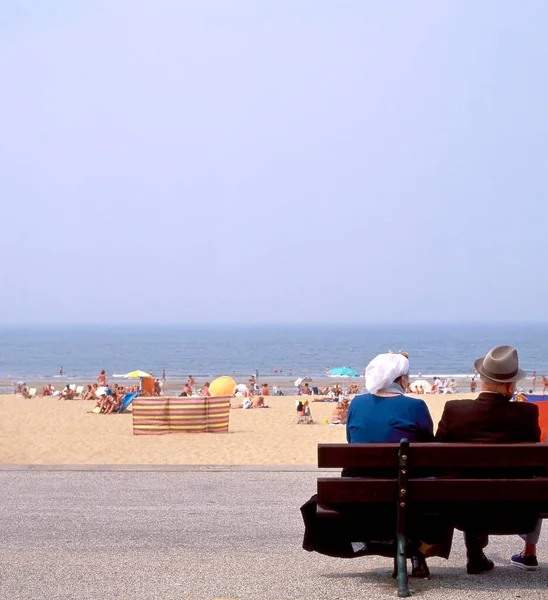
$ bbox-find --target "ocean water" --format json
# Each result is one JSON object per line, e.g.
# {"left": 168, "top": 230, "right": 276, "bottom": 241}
{"left": 0, "top": 324, "right": 547, "bottom": 384}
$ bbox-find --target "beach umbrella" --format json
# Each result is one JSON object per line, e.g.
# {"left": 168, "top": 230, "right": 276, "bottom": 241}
{"left": 294, "top": 378, "right": 303, "bottom": 387}
{"left": 327, "top": 367, "right": 360, "bottom": 378}
{"left": 124, "top": 370, "right": 153, "bottom": 379}
{"left": 209, "top": 376, "right": 236, "bottom": 397}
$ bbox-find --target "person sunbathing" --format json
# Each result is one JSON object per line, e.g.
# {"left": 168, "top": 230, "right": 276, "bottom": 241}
{"left": 82, "top": 385, "right": 95, "bottom": 401}
{"left": 329, "top": 402, "right": 345, "bottom": 424}
{"left": 90, "top": 393, "right": 109, "bottom": 413}
{"left": 252, "top": 396, "right": 269, "bottom": 408}
{"left": 40, "top": 385, "right": 53, "bottom": 397}
{"left": 261, "top": 383, "right": 270, "bottom": 396}
{"left": 21, "top": 387, "right": 32, "bottom": 399}
{"left": 104, "top": 392, "right": 121, "bottom": 414}
{"left": 60, "top": 385, "right": 75, "bottom": 400}
{"left": 231, "top": 398, "right": 253, "bottom": 409}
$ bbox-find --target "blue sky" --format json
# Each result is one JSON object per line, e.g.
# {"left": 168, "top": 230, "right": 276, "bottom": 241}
{"left": 1, "top": 1, "right": 547, "bottom": 324}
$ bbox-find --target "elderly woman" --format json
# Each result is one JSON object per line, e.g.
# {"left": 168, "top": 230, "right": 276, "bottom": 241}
{"left": 301, "top": 352, "right": 450, "bottom": 578}
{"left": 346, "top": 353, "right": 433, "bottom": 444}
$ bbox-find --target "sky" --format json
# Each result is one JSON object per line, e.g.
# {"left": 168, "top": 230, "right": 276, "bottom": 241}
{"left": 1, "top": 0, "right": 547, "bottom": 325}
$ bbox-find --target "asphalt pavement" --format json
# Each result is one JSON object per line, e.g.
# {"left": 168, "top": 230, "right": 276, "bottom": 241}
{"left": 1, "top": 468, "right": 547, "bottom": 600}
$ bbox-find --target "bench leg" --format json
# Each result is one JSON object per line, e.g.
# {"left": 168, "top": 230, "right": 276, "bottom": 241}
{"left": 396, "top": 438, "right": 411, "bottom": 597}
{"left": 396, "top": 533, "right": 410, "bottom": 597}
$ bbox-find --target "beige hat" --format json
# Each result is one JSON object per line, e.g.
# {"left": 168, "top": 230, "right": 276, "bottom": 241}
{"left": 474, "top": 345, "right": 526, "bottom": 383}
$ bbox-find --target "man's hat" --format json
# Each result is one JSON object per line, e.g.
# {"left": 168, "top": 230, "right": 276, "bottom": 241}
{"left": 474, "top": 345, "right": 526, "bottom": 383}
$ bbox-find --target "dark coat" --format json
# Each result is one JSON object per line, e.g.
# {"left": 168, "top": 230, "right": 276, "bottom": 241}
{"left": 435, "top": 391, "right": 543, "bottom": 535}
{"left": 435, "top": 392, "right": 541, "bottom": 444}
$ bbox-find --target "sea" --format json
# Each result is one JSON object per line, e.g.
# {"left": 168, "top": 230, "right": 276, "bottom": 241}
{"left": 0, "top": 324, "right": 547, "bottom": 389}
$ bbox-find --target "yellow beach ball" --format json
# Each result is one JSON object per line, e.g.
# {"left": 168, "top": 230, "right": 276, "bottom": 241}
{"left": 323, "top": 418, "right": 329, "bottom": 424}
{"left": 209, "top": 376, "right": 237, "bottom": 397}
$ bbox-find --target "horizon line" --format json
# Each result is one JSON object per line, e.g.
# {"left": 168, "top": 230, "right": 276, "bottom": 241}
{"left": 1, "top": 321, "right": 548, "bottom": 328}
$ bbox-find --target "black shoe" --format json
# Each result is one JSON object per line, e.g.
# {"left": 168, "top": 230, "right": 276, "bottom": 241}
{"left": 467, "top": 553, "right": 495, "bottom": 574}
{"left": 411, "top": 555, "right": 430, "bottom": 578}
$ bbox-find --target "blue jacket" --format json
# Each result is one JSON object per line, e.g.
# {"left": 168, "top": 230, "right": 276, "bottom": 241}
{"left": 346, "top": 393, "right": 434, "bottom": 443}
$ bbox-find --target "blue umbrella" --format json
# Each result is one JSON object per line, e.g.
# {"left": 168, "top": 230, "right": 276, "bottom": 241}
{"left": 327, "top": 367, "right": 361, "bottom": 377}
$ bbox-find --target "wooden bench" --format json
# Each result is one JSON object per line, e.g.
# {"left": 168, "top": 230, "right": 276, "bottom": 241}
{"left": 317, "top": 440, "right": 548, "bottom": 597}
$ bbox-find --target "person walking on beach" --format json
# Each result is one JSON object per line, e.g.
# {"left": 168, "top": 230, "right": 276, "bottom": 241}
{"left": 532, "top": 371, "right": 537, "bottom": 391}
{"left": 162, "top": 369, "right": 166, "bottom": 383}
{"left": 470, "top": 377, "right": 477, "bottom": 393}
{"left": 96, "top": 370, "right": 108, "bottom": 386}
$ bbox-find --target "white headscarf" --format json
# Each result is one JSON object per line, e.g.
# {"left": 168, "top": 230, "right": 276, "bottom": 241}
{"left": 365, "top": 353, "right": 410, "bottom": 394}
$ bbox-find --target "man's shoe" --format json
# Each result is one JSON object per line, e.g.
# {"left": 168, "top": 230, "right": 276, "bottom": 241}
{"left": 467, "top": 553, "right": 495, "bottom": 574}
{"left": 411, "top": 555, "right": 430, "bottom": 578}
{"left": 511, "top": 552, "right": 538, "bottom": 571}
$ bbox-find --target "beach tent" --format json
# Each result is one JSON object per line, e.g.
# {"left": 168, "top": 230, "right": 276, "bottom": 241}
{"left": 327, "top": 367, "right": 360, "bottom": 378}
{"left": 124, "top": 370, "right": 152, "bottom": 379}
{"left": 124, "top": 370, "right": 154, "bottom": 395}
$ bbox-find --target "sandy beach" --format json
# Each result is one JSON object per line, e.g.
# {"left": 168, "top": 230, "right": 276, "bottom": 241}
{"left": 0, "top": 393, "right": 478, "bottom": 465}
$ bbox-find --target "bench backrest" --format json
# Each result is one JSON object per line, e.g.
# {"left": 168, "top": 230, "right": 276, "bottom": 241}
{"left": 317, "top": 443, "right": 548, "bottom": 505}
{"left": 318, "top": 442, "right": 548, "bottom": 469}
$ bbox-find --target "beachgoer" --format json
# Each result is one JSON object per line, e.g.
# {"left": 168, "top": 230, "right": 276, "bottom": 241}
{"left": 302, "top": 352, "right": 449, "bottom": 575}
{"left": 449, "top": 379, "right": 458, "bottom": 394}
{"left": 154, "top": 379, "right": 162, "bottom": 396}
{"left": 330, "top": 402, "right": 345, "bottom": 424}
{"left": 59, "top": 366, "right": 63, "bottom": 376}
{"left": 542, "top": 375, "right": 548, "bottom": 395}
{"left": 436, "top": 345, "right": 542, "bottom": 573}
{"left": 97, "top": 370, "right": 108, "bottom": 386}
{"left": 252, "top": 395, "right": 268, "bottom": 408}
{"left": 203, "top": 382, "right": 211, "bottom": 397}
{"left": 60, "top": 384, "right": 75, "bottom": 400}
{"left": 162, "top": 369, "right": 166, "bottom": 382}
{"left": 432, "top": 377, "right": 442, "bottom": 393}
{"left": 470, "top": 377, "right": 477, "bottom": 393}
{"left": 288, "top": 369, "right": 292, "bottom": 376}
{"left": 302, "top": 383, "right": 312, "bottom": 395}
{"left": 261, "top": 383, "right": 270, "bottom": 396}
{"left": 532, "top": 372, "right": 536, "bottom": 391}
{"left": 179, "top": 384, "right": 192, "bottom": 397}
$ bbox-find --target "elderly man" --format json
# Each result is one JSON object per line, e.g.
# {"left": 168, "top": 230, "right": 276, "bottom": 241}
{"left": 435, "top": 346, "right": 541, "bottom": 574}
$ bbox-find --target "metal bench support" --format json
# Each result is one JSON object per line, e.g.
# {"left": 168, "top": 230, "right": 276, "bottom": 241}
{"left": 396, "top": 438, "right": 410, "bottom": 597}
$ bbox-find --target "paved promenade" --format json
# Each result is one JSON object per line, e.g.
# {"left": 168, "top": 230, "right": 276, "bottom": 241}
{"left": 0, "top": 468, "right": 546, "bottom": 599}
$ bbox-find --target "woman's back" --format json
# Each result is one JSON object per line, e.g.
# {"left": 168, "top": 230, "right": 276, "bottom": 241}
{"left": 346, "top": 392, "right": 434, "bottom": 443}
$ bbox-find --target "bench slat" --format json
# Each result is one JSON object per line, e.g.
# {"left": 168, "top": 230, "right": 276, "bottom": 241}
{"left": 318, "top": 477, "right": 548, "bottom": 504}
{"left": 318, "top": 443, "right": 548, "bottom": 469}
